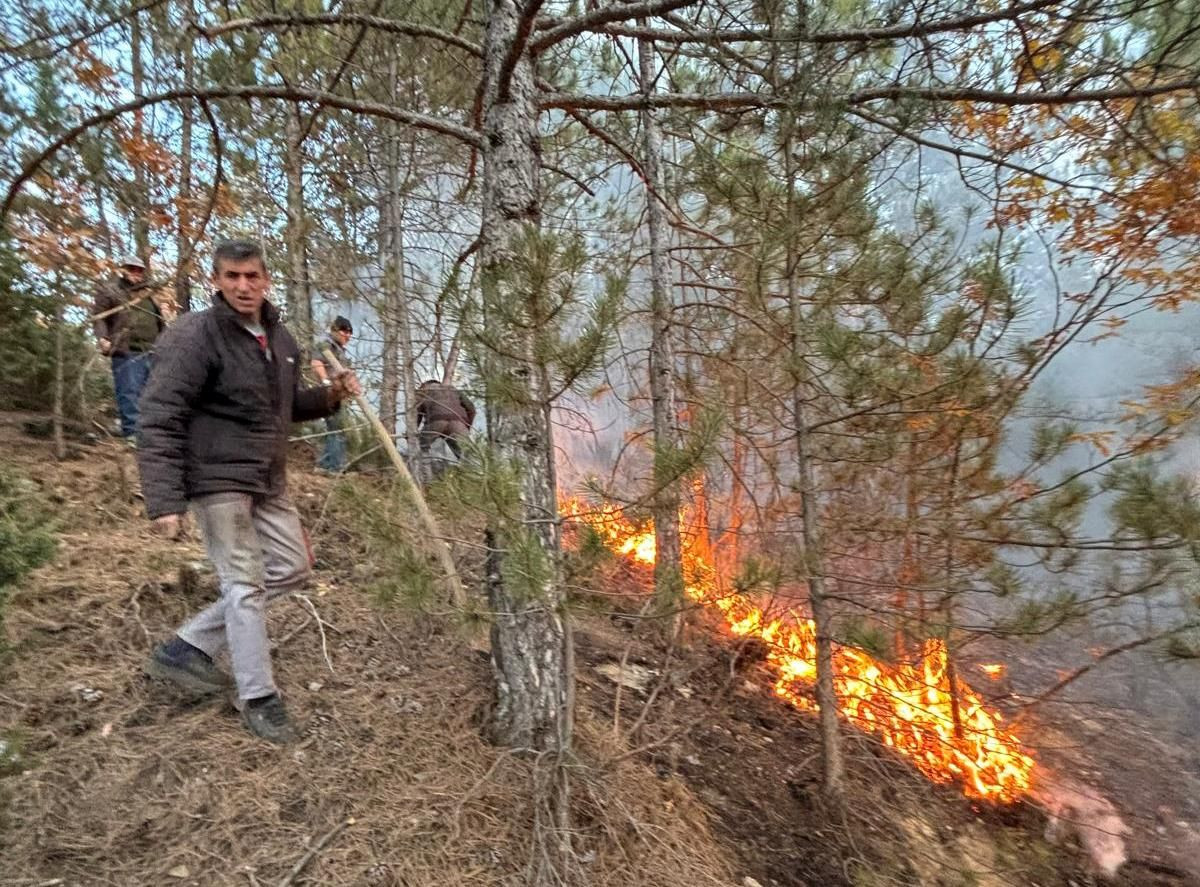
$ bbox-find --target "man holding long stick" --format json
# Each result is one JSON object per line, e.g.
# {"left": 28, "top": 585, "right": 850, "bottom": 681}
{"left": 136, "top": 239, "right": 360, "bottom": 743}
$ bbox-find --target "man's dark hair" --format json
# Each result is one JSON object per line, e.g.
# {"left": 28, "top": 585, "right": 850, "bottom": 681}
{"left": 212, "top": 239, "right": 267, "bottom": 274}
{"left": 332, "top": 316, "right": 353, "bottom": 333}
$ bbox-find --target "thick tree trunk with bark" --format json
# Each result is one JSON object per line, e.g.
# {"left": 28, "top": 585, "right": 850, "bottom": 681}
{"left": 284, "top": 111, "right": 313, "bottom": 348}
{"left": 480, "top": 0, "right": 570, "bottom": 754}
{"left": 636, "top": 34, "right": 684, "bottom": 616}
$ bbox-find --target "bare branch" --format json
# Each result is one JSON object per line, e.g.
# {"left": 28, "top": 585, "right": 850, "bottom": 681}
{"left": 530, "top": 0, "right": 698, "bottom": 53}
{"left": 848, "top": 79, "right": 1200, "bottom": 106}
{"left": 199, "top": 12, "right": 482, "bottom": 56}
{"left": 0, "top": 0, "right": 168, "bottom": 74}
{"left": 534, "top": 0, "right": 1067, "bottom": 49}
{"left": 541, "top": 77, "right": 1200, "bottom": 113}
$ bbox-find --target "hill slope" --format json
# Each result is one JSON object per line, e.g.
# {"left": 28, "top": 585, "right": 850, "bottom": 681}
{"left": 0, "top": 418, "right": 1189, "bottom": 886}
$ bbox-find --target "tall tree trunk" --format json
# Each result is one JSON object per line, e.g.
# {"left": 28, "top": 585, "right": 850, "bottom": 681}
{"left": 378, "top": 193, "right": 400, "bottom": 436}
{"left": 785, "top": 135, "right": 844, "bottom": 805}
{"left": 940, "top": 437, "right": 965, "bottom": 741}
{"left": 52, "top": 285, "right": 66, "bottom": 461}
{"left": 636, "top": 33, "right": 684, "bottom": 619}
{"left": 174, "top": 0, "right": 195, "bottom": 313}
{"left": 479, "top": 0, "right": 570, "bottom": 756}
{"left": 380, "top": 54, "right": 420, "bottom": 455}
{"left": 130, "top": 9, "right": 150, "bottom": 263}
{"left": 284, "top": 111, "right": 313, "bottom": 348}
{"left": 896, "top": 434, "right": 921, "bottom": 656}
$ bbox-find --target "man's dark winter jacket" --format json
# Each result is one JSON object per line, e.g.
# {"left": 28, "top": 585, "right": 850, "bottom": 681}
{"left": 416, "top": 382, "right": 476, "bottom": 428}
{"left": 93, "top": 275, "right": 163, "bottom": 354}
{"left": 137, "top": 294, "right": 337, "bottom": 519}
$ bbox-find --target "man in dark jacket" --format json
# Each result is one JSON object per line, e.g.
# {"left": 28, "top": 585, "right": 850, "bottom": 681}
{"left": 416, "top": 379, "right": 476, "bottom": 462}
{"left": 137, "top": 239, "right": 361, "bottom": 744}
{"left": 93, "top": 256, "right": 162, "bottom": 441}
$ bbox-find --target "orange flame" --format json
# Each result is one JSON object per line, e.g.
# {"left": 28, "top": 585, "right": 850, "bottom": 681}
{"left": 562, "top": 495, "right": 1036, "bottom": 802}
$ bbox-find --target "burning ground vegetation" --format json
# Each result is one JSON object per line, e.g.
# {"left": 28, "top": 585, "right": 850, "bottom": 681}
{"left": 0, "top": 419, "right": 1195, "bottom": 887}
{"left": 560, "top": 493, "right": 1200, "bottom": 886}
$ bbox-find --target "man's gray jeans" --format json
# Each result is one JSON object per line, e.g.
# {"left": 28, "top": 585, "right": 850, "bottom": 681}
{"left": 176, "top": 492, "right": 311, "bottom": 701}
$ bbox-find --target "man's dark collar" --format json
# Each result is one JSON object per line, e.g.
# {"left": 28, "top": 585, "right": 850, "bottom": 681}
{"left": 211, "top": 291, "right": 280, "bottom": 326}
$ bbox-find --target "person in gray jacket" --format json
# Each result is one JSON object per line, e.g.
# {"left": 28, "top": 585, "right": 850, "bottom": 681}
{"left": 137, "top": 239, "right": 360, "bottom": 743}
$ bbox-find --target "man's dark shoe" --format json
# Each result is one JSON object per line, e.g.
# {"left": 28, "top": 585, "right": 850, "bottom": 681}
{"left": 241, "top": 694, "right": 297, "bottom": 744}
{"left": 143, "top": 638, "right": 231, "bottom": 695}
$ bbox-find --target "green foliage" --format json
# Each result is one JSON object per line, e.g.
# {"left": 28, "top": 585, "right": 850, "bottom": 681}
{"left": 500, "top": 527, "right": 556, "bottom": 605}
{"left": 425, "top": 442, "right": 522, "bottom": 524}
{"left": 1104, "top": 461, "right": 1200, "bottom": 543}
{"left": 652, "top": 405, "right": 722, "bottom": 489}
{"left": 329, "top": 479, "right": 437, "bottom": 610}
{"left": 0, "top": 466, "right": 57, "bottom": 643}
{"left": 730, "top": 556, "right": 786, "bottom": 599}
{"left": 0, "top": 234, "right": 100, "bottom": 419}
{"left": 840, "top": 617, "right": 893, "bottom": 662}
{"left": 997, "top": 589, "right": 1083, "bottom": 636}
{"left": 466, "top": 227, "right": 625, "bottom": 409}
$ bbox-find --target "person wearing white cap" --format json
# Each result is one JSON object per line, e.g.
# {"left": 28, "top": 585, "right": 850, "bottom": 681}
{"left": 93, "top": 255, "right": 162, "bottom": 443}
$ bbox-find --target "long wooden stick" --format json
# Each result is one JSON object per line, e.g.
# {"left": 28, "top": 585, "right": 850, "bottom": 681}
{"left": 321, "top": 347, "right": 467, "bottom": 610}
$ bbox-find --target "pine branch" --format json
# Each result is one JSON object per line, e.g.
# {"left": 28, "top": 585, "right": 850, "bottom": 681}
{"left": 540, "top": 77, "right": 1200, "bottom": 113}
{"left": 2, "top": 85, "right": 481, "bottom": 227}
{"left": 199, "top": 13, "right": 482, "bottom": 56}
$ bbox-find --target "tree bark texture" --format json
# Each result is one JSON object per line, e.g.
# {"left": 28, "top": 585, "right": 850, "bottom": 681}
{"left": 380, "top": 54, "right": 420, "bottom": 454}
{"left": 636, "top": 33, "right": 684, "bottom": 614}
{"left": 480, "top": 0, "right": 569, "bottom": 754}
{"left": 52, "top": 289, "right": 66, "bottom": 461}
{"left": 284, "top": 110, "right": 314, "bottom": 349}
{"left": 174, "top": 0, "right": 195, "bottom": 313}
{"left": 785, "top": 134, "right": 845, "bottom": 803}
{"left": 130, "top": 9, "right": 151, "bottom": 264}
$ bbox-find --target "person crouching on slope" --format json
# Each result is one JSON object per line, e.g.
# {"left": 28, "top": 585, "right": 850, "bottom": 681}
{"left": 136, "top": 239, "right": 361, "bottom": 744}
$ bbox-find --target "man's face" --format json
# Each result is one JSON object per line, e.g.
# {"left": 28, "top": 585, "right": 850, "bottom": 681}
{"left": 334, "top": 329, "right": 352, "bottom": 347}
{"left": 213, "top": 257, "right": 269, "bottom": 320}
{"left": 122, "top": 264, "right": 146, "bottom": 284}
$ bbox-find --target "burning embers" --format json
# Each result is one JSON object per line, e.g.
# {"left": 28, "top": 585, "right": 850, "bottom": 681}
{"left": 562, "top": 496, "right": 1036, "bottom": 803}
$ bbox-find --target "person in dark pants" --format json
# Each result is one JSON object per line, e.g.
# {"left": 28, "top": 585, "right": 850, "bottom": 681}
{"left": 310, "top": 316, "right": 353, "bottom": 473}
{"left": 93, "top": 256, "right": 162, "bottom": 443}
{"left": 416, "top": 379, "right": 476, "bottom": 471}
{"left": 137, "top": 240, "right": 361, "bottom": 743}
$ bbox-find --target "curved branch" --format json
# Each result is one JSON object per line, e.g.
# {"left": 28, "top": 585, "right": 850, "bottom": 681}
{"left": 541, "top": 77, "right": 1200, "bottom": 113}
{"left": 541, "top": 90, "right": 771, "bottom": 111}
{"left": 2, "top": 85, "right": 481, "bottom": 226}
{"left": 847, "top": 107, "right": 1115, "bottom": 197}
{"left": 848, "top": 79, "right": 1200, "bottom": 106}
{"left": 176, "top": 98, "right": 225, "bottom": 295}
{"left": 199, "top": 12, "right": 482, "bottom": 56}
{"left": 530, "top": 0, "right": 697, "bottom": 53}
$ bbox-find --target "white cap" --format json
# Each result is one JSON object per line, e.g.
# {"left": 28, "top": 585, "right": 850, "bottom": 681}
{"left": 120, "top": 255, "right": 146, "bottom": 270}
